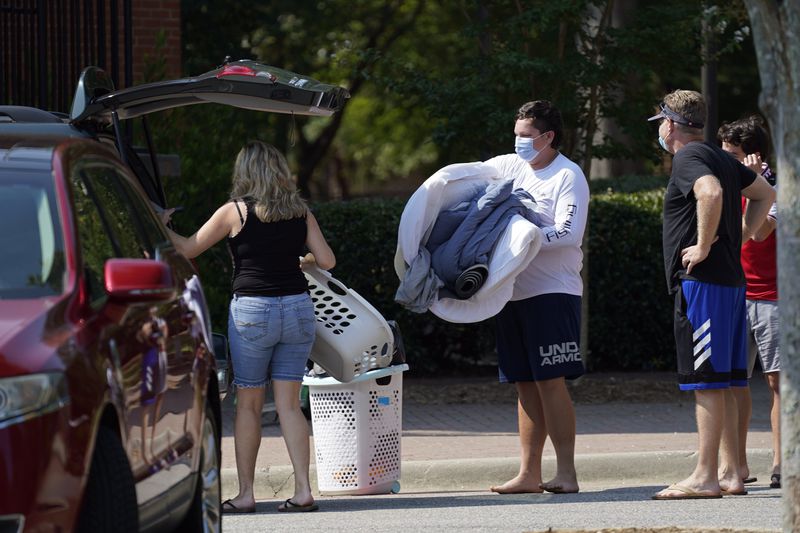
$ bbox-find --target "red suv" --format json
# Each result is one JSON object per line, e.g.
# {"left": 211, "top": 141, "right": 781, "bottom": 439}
{"left": 0, "top": 59, "right": 348, "bottom": 532}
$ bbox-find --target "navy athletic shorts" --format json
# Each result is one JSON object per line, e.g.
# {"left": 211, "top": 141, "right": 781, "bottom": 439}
{"left": 674, "top": 280, "right": 748, "bottom": 390}
{"left": 495, "top": 293, "right": 585, "bottom": 383}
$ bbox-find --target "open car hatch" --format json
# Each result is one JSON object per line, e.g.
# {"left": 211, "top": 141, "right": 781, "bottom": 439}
{"left": 70, "top": 58, "right": 350, "bottom": 124}
{"left": 66, "top": 58, "right": 349, "bottom": 208}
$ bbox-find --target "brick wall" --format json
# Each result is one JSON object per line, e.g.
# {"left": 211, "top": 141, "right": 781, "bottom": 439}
{"left": 1, "top": 0, "right": 183, "bottom": 109}
{"left": 131, "top": 0, "right": 182, "bottom": 83}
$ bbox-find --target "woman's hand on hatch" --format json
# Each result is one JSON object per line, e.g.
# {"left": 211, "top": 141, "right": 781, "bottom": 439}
{"left": 159, "top": 207, "right": 176, "bottom": 226}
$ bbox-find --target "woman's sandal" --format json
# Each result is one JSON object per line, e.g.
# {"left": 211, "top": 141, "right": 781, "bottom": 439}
{"left": 277, "top": 498, "right": 319, "bottom": 513}
{"left": 770, "top": 473, "right": 781, "bottom": 489}
{"left": 222, "top": 499, "right": 256, "bottom": 514}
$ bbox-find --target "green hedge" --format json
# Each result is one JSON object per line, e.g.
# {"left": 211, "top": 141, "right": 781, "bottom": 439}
{"left": 194, "top": 180, "right": 677, "bottom": 373}
{"left": 587, "top": 189, "right": 674, "bottom": 371}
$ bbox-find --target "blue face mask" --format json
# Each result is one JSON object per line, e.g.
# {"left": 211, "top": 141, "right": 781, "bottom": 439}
{"left": 515, "top": 133, "right": 547, "bottom": 162}
{"left": 657, "top": 122, "right": 672, "bottom": 153}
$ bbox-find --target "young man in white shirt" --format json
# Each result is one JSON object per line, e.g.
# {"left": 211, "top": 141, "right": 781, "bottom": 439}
{"left": 485, "top": 100, "right": 589, "bottom": 494}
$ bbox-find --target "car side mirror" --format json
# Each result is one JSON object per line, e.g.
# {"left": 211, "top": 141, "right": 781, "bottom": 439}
{"left": 212, "top": 332, "right": 232, "bottom": 399}
{"left": 104, "top": 258, "right": 176, "bottom": 303}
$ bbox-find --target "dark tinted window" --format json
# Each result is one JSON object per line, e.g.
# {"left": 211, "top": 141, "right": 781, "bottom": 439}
{"left": 80, "top": 165, "right": 152, "bottom": 259}
{"left": 110, "top": 169, "right": 171, "bottom": 257}
{"left": 0, "top": 170, "right": 66, "bottom": 299}
{"left": 70, "top": 169, "right": 115, "bottom": 305}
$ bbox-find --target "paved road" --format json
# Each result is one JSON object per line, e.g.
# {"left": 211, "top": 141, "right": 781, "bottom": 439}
{"left": 221, "top": 483, "right": 782, "bottom": 532}
{"left": 218, "top": 371, "right": 782, "bottom": 531}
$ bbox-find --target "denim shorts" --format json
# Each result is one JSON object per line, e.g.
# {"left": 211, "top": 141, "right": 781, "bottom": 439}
{"left": 228, "top": 292, "right": 316, "bottom": 387}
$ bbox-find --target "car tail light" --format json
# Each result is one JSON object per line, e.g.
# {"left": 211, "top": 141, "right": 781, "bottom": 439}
{"left": 216, "top": 65, "right": 256, "bottom": 78}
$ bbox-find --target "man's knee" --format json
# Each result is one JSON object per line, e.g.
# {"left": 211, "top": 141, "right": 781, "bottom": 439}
{"left": 535, "top": 376, "right": 566, "bottom": 391}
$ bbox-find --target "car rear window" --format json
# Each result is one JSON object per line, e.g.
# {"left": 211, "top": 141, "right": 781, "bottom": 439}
{"left": 0, "top": 170, "right": 66, "bottom": 299}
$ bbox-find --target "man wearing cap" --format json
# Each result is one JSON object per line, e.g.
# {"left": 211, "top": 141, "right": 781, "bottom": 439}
{"left": 648, "top": 90, "right": 775, "bottom": 500}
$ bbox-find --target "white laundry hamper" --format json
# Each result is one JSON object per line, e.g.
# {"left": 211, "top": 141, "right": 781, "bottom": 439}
{"left": 304, "top": 264, "right": 393, "bottom": 382}
{"left": 304, "top": 364, "right": 408, "bottom": 495}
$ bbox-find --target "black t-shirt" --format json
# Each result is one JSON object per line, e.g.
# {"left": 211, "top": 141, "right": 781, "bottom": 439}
{"left": 662, "top": 142, "right": 757, "bottom": 293}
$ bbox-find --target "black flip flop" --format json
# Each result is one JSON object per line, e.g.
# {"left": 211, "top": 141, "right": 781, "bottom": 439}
{"left": 222, "top": 499, "right": 256, "bottom": 514}
{"left": 770, "top": 473, "right": 781, "bottom": 489}
{"left": 742, "top": 476, "right": 757, "bottom": 484}
{"left": 278, "top": 498, "right": 319, "bottom": 513}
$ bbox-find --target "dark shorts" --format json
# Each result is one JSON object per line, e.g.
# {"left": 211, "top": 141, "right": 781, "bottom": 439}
{"left": 495, "top": 293, "right": 585, "bottom": 383}
{"left": 674, "top": 280, "right": 747, "bottom": 390}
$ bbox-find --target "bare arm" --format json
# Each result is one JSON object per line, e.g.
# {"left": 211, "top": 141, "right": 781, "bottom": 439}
{"left": 164, "top": 203, "right": 238, "bottom": 259}
{"left": 681, "top": 174, "right": 722, "bottom": 274}
{"left": 741, "top": 175, "right": 776, "bottom": 243}
{"left": 302, "top": 211, "right": 336, "bottom": 270}
{"left": 752, "top": 214, "right": 776, "bottom": 242}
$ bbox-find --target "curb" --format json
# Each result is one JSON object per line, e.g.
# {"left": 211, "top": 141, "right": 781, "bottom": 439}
{"left": 222, "top": 448, "right": 773, "bottom": 499}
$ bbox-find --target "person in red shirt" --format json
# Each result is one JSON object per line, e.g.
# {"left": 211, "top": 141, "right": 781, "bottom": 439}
{"left": 718, "top": 116, "right": 781, "bottom": 489}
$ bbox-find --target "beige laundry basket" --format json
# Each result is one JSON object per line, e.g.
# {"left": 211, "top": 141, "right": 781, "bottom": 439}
{"left": 304, "top": 265, "right": 393, "bottom": 383}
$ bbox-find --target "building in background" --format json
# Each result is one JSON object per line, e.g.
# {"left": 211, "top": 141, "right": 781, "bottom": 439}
{"left": 1, "top": 0, "right": 182, "bottom": 113}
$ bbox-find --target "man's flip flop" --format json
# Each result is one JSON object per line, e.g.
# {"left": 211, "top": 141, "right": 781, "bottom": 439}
{"left": 770, "top": 473, "right": 781, "bottom": 489}
{"left": 222, "top": 499, "right": 256, "bottom": 514}
{"left": 278, "top": 498, "right": 319, "bottom": 513}
{"left": 652, "top": 485, "right": 722, "bottom": 500}
{"left": 743, "top": 476, "right": 757, "bottom": 484}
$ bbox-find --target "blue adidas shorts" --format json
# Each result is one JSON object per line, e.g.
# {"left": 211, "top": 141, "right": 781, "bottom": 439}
{"left": 674, "top": 280, "right": 748, "bottom": 391}
{"left": 495, "top": 293, "right": 585, "bottom": 383}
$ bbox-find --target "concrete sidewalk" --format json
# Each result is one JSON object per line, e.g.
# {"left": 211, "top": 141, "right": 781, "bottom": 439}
{"left": 219, "top": 371, "right": 777, "bottom": 499}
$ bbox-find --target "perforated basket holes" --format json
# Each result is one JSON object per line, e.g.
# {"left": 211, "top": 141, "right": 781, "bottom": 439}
{"left": 368, "top": 430, "right": 400, "bottom": 485}
{"left": 308, "top": 280, "right": 358, "bottom": 336}
{"left": 309, "top": 390, "right": 356, "bottom": 423}
{"left": 367, "top": 387, "right": 402, "bottom": 485}
{"left": 309, "top": 390, "right": 359, "bottom": 488}
{"left": 361, "top": 342, "right": 391, "bottom": 371}
{"left": 330, "top": 464, "right": 358, "bottom": 487}
{"left": 368, "top": 389, "right": 401, "bottom": 423}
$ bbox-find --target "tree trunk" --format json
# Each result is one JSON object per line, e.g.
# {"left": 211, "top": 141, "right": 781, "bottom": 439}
{"left": 701, "top": 2, "right": 718, "bottom": 145}
{"left": 741, "top": 2, "right": 800, "bottom": 531}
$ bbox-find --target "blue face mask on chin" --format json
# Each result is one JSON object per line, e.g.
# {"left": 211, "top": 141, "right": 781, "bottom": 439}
{"left": 658, "top": 135, "right": 670, "bottom": 152}
{"left": 515, "top": 133, "right": 547, "bottom": 162}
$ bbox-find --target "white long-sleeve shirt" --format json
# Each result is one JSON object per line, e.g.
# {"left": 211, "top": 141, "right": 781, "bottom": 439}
{"left": 484, "top": 153, "right": 589, "bottom": 299}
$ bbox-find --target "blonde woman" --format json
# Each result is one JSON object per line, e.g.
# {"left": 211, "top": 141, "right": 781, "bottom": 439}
{"left": 163, "top": 141, "right": 334, "bottom": 513}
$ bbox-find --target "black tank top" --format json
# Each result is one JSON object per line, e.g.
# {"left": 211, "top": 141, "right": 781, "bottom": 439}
{"left": 228, "top": 200, "right": 309, "bottom": 296}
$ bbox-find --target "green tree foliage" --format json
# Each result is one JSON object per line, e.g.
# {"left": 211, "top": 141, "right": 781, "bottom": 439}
{"left": 181, "top": 0, "right": 430, "bottom": 198}
{"left": 169, "top": 0, "right": 760, "bottom": 199}
{"left": 161, "top": 0, "right": 760, "bottom": 359}
{"left": 379, "top": 1, "right": 708, "bottom": 175}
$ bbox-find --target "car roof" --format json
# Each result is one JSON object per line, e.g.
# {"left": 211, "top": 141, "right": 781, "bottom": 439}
{"left": 0, "top": 111, "right": 92, "bottom": 170}
{"left": 0, "top": 122, "right": 87, "bottom": 160}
